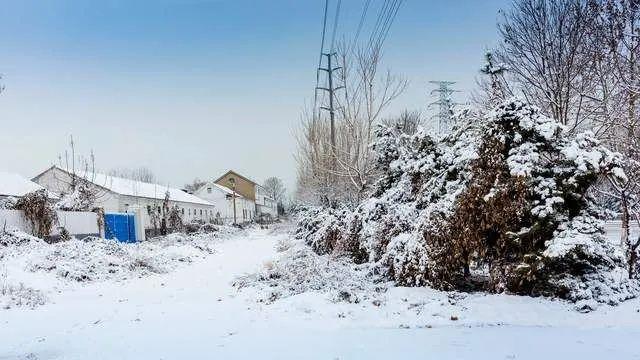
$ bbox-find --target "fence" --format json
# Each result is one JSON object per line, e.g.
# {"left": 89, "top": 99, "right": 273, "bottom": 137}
{"left": 0, "top": 209, "right": 100, "bottom": 240}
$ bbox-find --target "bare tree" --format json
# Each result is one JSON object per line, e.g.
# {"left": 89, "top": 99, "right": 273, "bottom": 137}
{"left": 263, "top": 177, "right": 286, "bottom": 204}
{"left": 108, "top": 167, "right": 157, "bottom": 183}
{"left": 49, "top": 135, "right": 110, "bottom": 211}
{"left": 295, "top": 43, "right": 408, "bottom": 206}
{"left": 586, "top": 0, "right": 640, "bottom": 277}
{"left": 381, "top": 110, "right": 423, "bottom": 135}
{"left": 495, "top": 0, "right": 640, "bottom": 277}
{"left": 496, "top": 0, "right": 595, "bottom": 132}
{"left": 183, "top": 178, "right": 207, "bottom": 194}
{"left": 333, "top": 44, "right": 408, "bottom": 201}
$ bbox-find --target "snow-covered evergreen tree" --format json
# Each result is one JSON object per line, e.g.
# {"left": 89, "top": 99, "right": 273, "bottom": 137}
{"left": 296, "top": 98, "right": 639, "bottom": 308}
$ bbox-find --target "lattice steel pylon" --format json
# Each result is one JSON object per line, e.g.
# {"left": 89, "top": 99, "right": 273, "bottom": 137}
{"left": 429, "top": 81, "right": 460, "bottom": 134}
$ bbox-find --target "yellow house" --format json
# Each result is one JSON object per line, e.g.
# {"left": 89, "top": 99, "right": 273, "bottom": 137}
{"left": 214, "top": 170, "right": 277, "bottom": 218}
{"left": 214, "top": 170, "right": 258, "bottom": 201}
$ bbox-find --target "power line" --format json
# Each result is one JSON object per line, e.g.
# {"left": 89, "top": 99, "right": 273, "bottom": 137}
{"left": 367, "top": 0, "right": 392, "bottom": 50}
{"left": 314, "top": 0, "right": 330, "bottom": 119}
{"left": 376, "top": 0, "right": 403, "bottom": 49}
{"left": 348, "top": 0, "right": 403, "bottom": 96}
{"left": 352, "top": 0, "right": 372, "bottom": 47}
{"left": 330, "top": 0, "right": 342, "bottom": 53}
{"left": 370, "top": 0, "right": 403, "bottom": 51}
{"left": 313, "top": 0, "right": 403, "bottom": 143}
{"left": 372, "top": 0, "right": 397, "bottom": 48}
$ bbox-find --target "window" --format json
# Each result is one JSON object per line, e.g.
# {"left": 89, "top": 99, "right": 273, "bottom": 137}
{"left": 200, "top": 209, "right": 203, "bottom": 216}
{"left": 147, "top": 205, "right": 152, "bottom": 215}
{"left": 188, "top": 209, "right": 191, "bottom": 216}
{"left": 207, "top": 187, "right": 212, "bottom": 193}
{"left": 181, "top": 208, "right": 185, "bottom": 215}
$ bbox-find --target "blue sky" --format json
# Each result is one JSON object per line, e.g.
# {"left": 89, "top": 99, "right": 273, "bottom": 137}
{"left": 0, "top": 0, "right": 509, "bottom": 192}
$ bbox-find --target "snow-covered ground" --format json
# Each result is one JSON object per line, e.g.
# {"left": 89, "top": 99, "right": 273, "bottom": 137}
{"left": 2, "top": 223, "right": 640, "bottom": 359}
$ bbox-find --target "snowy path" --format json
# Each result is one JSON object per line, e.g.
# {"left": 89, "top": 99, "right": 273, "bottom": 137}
{"left": 2, "top": 228, "right": 640, "bottom": 360}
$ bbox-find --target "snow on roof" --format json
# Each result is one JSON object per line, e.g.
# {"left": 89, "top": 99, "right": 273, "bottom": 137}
{"left": 212, "top": 183, "right": 239, "bottom": 196}
{"left": 0, "top": 171, "right": 46, "bottom": 197}
{"left": 53, "top": 167, "right": 213, "bottom": 206}
{"left": 195, "top": 182, "right": 245, "bottom": 198}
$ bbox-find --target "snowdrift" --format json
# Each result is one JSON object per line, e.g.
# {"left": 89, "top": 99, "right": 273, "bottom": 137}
{"left": 0, "top": 226, "right": 239, "bottom": 309}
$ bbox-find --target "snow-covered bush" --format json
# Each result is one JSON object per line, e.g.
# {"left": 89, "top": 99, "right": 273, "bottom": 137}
{"left": 1, "top": 227, "right": 239, "bottom": 285}
{"left": 28, "top": 237, "right": 172, "bottom": 282}
{"left": 295, "top": 98, "right": 639, "bottom": 307}
{"left": 1, "top": 282, "right": 47, "bottom": 309}
{"left": 234, "top": 237, "right": 386, "bottom": 304}
{"left": 294, "top": 206, "right": 350, "bottom": 255}
{"left": 56, "top": 179, "right": 96, "bottom": 211}
{"left": 164, "top": 205, "right": 183, "bottom": 232}
{"left": 0, "top": 228, "right": 43, "bottom": 248}
{"left": 13, "top": 189, "right": 58, "bottom": 239}
{"left": 0, "top": 196, "right": 18, "bottom": 210}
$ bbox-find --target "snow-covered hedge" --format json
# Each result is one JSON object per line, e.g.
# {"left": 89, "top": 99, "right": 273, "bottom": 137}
{"left": 295, "top": 98, "right": 640, "bottom": 308}
{"left": 234, "top": 237, "right": 386, "bottom": 304}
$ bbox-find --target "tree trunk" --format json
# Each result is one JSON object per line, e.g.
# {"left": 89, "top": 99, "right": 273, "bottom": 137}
{"left": 621, "top": 195, "right": 630, "bottom": 248}
{"left": 629, "top": 240, "right": 638, "bottom": 279}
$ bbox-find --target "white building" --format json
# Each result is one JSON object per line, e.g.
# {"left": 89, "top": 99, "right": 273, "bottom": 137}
{"left": 0, "top": 171, "right": 50, "bottom": 200}
{"left": 255, "top": 185, "right": 278, "bottom": 218}
{"left": 33, "top": 166, "right": 217, "bottom": 231}
{"left": 192, "top": 182, "right": 255, "bottom": 224}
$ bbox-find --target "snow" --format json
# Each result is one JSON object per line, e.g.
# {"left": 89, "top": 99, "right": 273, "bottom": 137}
{"left": 0, "top": 171, "right": 45, "bottom": 198}
{"left": 50, "top": 166, "right": 213, "bottom": 206}
{"left": 1, "top": 223, "right": 640, "bottom": 359}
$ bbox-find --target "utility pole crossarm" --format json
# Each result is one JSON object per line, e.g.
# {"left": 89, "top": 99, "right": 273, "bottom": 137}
{"left": 316, "top": 52, "right": 344, "bottom": 153}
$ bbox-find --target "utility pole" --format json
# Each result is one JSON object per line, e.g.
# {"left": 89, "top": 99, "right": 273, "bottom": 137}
{"left": 228, "top": 177, "right": 237, "bottom": 225}
{"left": 429, "top": 81, "right": 460, "bottom": 134}
{"left": 70, "top": 134, "right": 77, "bottom": 187}
{"left": 317, "top": 52, "right": 344, "bottom": 151}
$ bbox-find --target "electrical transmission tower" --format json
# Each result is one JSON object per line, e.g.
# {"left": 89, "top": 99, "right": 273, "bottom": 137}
{"left": 317, "top": 52, "right": 344, "bottom": 150}
{"left": 429, "top": 81, "right": 460, "bottom": 134}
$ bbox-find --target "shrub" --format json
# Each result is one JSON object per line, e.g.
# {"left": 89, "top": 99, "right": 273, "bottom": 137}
{"left": 14, "top": 190, "right": 58, "bottom": 240}
{"left": 295, "top": 98, "right": 639, "bottom": 306}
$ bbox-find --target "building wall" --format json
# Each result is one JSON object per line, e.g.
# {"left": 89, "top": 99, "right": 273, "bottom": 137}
{"left": 215, "top": 171, "right": 256, "bottom": 201}
{"left": 0, "top": 209, "right": 100, "bottom": 239}
{"left": 116, "top": 194, "right": 216, "bottom": 229}
{"left": 34, "top": 167, "right": 217, "bottom": 230}
{"left": 255, "top": 186, "right": 277, "bottom": 217}
{"left": 33, "top": 167, "right": 120, "bottom": 211}
{"left": 193, "top": 184, "right": 256, "bottom": 224}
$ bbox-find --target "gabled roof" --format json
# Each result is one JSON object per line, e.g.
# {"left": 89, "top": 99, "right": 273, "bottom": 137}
{"left": 42, "top": 166, "right": 213, "bottom": 206}
{"left": 214, "top": 170, "right": 259, "bottom": 187}
{"left": 0, "top": 171, "right": 46, "bottom": 197}
{"left": 195, "top": 181, "right": 245, "bottom": 198}
{"left": 212, "top": 183, "right": 239, "bottom": 196}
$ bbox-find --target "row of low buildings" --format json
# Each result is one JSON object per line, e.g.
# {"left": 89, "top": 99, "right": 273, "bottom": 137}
{"left": 1, "top": 167, "right": 278, "bottom": 239}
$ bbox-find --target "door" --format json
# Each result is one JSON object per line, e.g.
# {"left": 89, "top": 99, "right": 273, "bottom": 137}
{"left": 104, "top": 213, "right": 137, "bottom": 243}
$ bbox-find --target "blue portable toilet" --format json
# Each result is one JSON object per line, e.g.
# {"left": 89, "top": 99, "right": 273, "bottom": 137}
{"left": 104, "top": 213, "right": 137, "bottom": 243}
